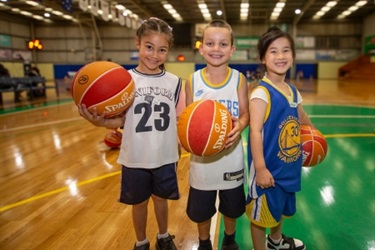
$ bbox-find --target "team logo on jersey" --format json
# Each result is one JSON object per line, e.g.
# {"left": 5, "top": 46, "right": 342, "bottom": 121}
{"left": 277, "top": 117, "right": 301, "bottom": 163}
{"left": 195, "top": 89, "right": 204, "bottom": 97}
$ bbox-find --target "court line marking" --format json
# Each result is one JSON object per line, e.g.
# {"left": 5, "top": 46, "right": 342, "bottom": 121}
{"left": 0, "top": 117, "right": 83, "bottom": 133}
{"left": 1, "top": 133, "right": 374, "bottom": 213}
{"left": 0, "top": 171, "right": 121, "bottom": 212}
{"left": 0, "top": 100, "right": 73, "bottom": 117}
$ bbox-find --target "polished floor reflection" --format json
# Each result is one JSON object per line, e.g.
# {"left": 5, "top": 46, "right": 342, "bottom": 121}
{"left": 0, "top": 79, "right": 374, "bottom": 249}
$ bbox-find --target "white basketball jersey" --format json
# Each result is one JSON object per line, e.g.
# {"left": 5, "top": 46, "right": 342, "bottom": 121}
{"left": 117, "top": 69, "right": 182, "bottom": 169}
{"left": 188, "top": 67, "right": 245, "bottom": 190}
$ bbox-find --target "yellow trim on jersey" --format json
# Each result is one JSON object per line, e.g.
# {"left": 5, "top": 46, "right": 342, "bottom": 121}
{"left": 200, "top": 67, "right": 232, "bottom": 88}
{"left": 262, "top": 76, "right": 295, "bottom": 103}
{"left": 189, "top": 73, "right": 193, "bottom": 96}
{"left": 256, "top": 85, "right": 271, "bottom": 123}
{"left": 238, "top": 73, "right": 244, "bottom": 90}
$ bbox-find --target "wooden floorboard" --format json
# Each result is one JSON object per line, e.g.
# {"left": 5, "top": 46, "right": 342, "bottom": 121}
{"left": 0, "top": 78, "right": 374, "bottom": 249}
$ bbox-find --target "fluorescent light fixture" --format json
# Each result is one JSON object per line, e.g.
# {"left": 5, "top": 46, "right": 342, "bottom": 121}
{"left": 311, "top": 1, "right": 337, "bottom": 18}
{"left": 162, "top": 1, "right": 183, "bottom": 21}
{"left": 240, "top": 0, "right": 249, "bottom": 21}
{"left": 52, "top": 10, "right": 63, "bottom": 16}
{"left": 327, "top": 1, "right": 337, "bottom": 7}
{"left": 20, "top": 10, "right": 32, "bottom": 16}
{"left": 32, "top": 15, "right": 43, "bottom": 20}
{"left": 197, "top": 0, "right": 211, "bottom": 21}
{"left": 241, "top": 3, "right": 249, "bottom": 8}
{"left": 25, "top": 0, "right": 39, "bottom": 6}
{"left": 336, "top": 0, "right": 368, "bottom": 19}
{"left": 356, "top": 0, "right": 367, "bottom": 6}
{"left": 115, "top": 5, "right": 125, "bottom": 10}
{"left": 270, "top": 1, "right": 286, "bottom": 20}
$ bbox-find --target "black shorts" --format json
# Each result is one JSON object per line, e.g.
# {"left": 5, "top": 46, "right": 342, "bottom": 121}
{"left": 186, "top": 184, "right": 245, "bottom": 223}
{"left": 119, "top": 163, "right": 179, "bottom": 205}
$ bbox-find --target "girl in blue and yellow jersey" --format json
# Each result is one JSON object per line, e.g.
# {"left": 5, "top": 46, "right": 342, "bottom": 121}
{"left": 246, "top": 26, "right": 314, "bottom": 250}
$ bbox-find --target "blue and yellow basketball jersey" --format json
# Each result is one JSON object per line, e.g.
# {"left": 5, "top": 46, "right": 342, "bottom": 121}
{"left": 247, "top": 77, "right": 302, "bottom": 199}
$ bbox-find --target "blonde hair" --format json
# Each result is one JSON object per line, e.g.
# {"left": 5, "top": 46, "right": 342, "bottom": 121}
{"left": 202, "top": 19, "right": 234, "bottom": 46}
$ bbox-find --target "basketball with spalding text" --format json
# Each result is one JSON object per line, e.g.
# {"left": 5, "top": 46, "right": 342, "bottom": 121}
{"left": 71, "top": 61, "right": 135, "bottom": 118}
{"left": 177, "top": 99, "right": 232, "bottom": 157}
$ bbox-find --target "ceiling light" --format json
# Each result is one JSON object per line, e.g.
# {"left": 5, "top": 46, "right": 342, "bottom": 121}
{"left": 25, "top": 1, "right": 39, "bottom": 6}
{"left": 270, "top": 1, "right": 286, "bottom": 21}
{"left": 197, "top": 0, "right": 211, "bottom": 21}
{"left": 295, "top": 9, "right": 301, "bottom": 15}
{"left": 356, "top": 1, "right": 367, "bottom": 6}
{"left": 312, "top": 1, "right": 337, "bottom": 18}
{"left": 20, "top": 10, "right": 32, "bottom": 16}
{"left": 349, "top": 6, "right": 359, "bottom": 11}
{"left": 216, "top": 10, "right": 222, "bottom": 16}
{"left": 336, "top": 0, "right": 367, "bottom": 19}
{"left": 326, "top": 1, "right": 337, "bottom": 7}
{"left": 162, "top": 1, "right": 183, "bottom": 22}
{"left": 115, "top": 5, "right": 125, "bottom": 10}
{"left": 241, "top": 3, "right": 249, "bottom": 8}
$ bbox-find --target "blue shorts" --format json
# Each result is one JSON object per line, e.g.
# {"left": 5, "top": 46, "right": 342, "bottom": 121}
{"left": 246, "top": 185, "right": 296, "bottom": 228}
{"left": 186, "top": 184, "right": 245, "bottom": 223}
{"left": 119, "top": 163, "right": 179, "bottom": 205}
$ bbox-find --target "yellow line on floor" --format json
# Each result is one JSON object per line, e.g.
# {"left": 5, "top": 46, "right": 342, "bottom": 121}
{"left": 325, "top": 133, "right": 375, "bottom": 138}
{"left": 0, "top": 154, "right": 191, "bottom": 213}
{"left": 0, "top": 171, "right": 121, "bottom": 212}
{"left": 0, "top": 134, "right": 372, "bottom": 213}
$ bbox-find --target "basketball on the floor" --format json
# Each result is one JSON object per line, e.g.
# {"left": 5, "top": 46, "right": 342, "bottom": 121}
{"left": 177, "top": 99, "right": 232, "bottom": 157}
{"left": 71, "top": 61, "right": 135, "bottom": 118}
{"left": 300, "top": 125, "right": 328, "bottom": 167}
{"left": 104, "top": 129, "right": 122, "bottom": 148}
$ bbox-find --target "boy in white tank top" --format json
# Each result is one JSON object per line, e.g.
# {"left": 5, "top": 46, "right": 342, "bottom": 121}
{"left": 184, "top": 19, "right": 250, "bottom": 250}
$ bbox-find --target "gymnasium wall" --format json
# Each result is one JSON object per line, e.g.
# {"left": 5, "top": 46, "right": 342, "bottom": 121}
{"left": 1, "top": 13, "right": 374, "bottom": 80}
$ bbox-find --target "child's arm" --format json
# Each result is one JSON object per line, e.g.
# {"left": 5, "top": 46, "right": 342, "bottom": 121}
{"left": 250, "top": 98, "right": 275, "bottom": 189}
{"left": 298, "top": 104, "right": 314, "bottom": 128}
{"left": 78, "top": 104, "right": 125, "bottom": 129}
{"left": 225, "top": 74, "right": 250, "bottom": 148}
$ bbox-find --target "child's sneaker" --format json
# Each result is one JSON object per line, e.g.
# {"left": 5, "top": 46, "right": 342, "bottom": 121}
{"left": 155, "top": 234, "right": 177, "bottom": 250}
{"left": 267, "top": 234, "right": 305, "bottom": 250}
{"left": 133, "top": 242, "right": 150, "bottom": 250}
{"left": 221, "top": 241, "right": 239, "bottom": 250}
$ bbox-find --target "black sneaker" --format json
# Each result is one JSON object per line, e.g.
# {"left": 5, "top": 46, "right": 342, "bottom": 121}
{"left": 221, "top": 241, "right": 239, "bottom": 250}
{"left": 267, "top": 234, "right": 305, "bottom": 250}
{"left": 156, "top": 234, "right": 177, "bottom": 250}
{"left": 198, "top": 245, "right": 213, "bottom": 250}
{"left": 133, "top": 242, "right": 150, "bottom": 250}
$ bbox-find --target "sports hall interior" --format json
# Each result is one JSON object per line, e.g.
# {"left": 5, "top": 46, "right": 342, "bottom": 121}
{"left": 0, "top": 1, "right": 374, "bottom": 249}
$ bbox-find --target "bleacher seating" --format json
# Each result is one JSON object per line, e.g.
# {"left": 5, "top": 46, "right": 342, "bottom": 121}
{"left": 0, "top": 76, "right": 59, "bottom": 105}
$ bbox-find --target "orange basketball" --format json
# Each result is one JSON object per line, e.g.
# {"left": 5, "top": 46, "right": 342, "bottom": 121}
{"left": 104, "top": 129, "right": 122, "bottom": 148}
{"left": 71, "top": 61, "right": 135, "bottom": 118}
{"left": 300, "top": 125, "right": 328, "bottom": 167}
{"left": 177, "top": 99, "right": 232, "bottom": 157}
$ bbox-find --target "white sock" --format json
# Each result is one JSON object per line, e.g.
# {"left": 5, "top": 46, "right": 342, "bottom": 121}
{"left": 270, "top": 236, "right": 282, "bottom": 244}
{"left": 136, "top": 239, "right": 149, "bottom": 246}
{"left": 157, "top": 232, "right": 169, "bottom": 239}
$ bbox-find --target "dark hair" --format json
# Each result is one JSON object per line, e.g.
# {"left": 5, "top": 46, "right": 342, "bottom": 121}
{"left": 202, "top": 19, "right": 234, "bottom": 46}
{"left": 257, "top": 26, "right": 295, "bottom": 61}
{"left": 135, "top": 17, "right": 173, "bottom": 71}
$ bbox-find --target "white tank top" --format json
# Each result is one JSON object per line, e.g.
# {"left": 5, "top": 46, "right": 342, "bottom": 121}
{"left": 188, "top": 67, "right": 245, "bottom": 190}
{"left": 117, "top": 69, "right": 182, "bottom": 169}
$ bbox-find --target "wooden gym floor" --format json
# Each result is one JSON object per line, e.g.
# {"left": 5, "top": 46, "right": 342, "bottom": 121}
{"left": 0, "top": 78, "right": 374, "bottom": 250}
